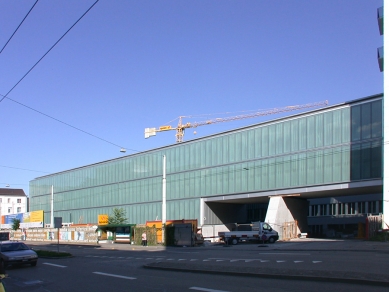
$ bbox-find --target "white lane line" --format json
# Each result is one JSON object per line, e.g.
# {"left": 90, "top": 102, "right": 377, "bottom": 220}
{"left": 312, "top": 261, "right": 322, "bottom": 263}
{"left": 294, "top": 261, "right": 304, "bottom": 263}
{"left": 93, "top": 272, "right": 136, "bottom": 280}
{"left": 245, "top": 260, "right": 255, "bottom": 262}
{"left": 276, "top": 261, "right": 286, "bottom": 263}
{"left": 230, "top": 260, "right": 240, "bottom": 262}
{"left": 24, "top": 280, "right": 43, "bottom": 285}
{"left": 258, "top": 253, "right": 311, "bottom": 255}
{"left": 259, "top": 260, "right": 269, "bottom": 262}
{"left": 216, "top": 260, "right": 224, "bottom": 262}
{"left": 168, "top": 251, "right": 200, "bottom": 254}
{"left": 190, "top": 259, "right": 198, "bottom": 261}
{"left": 178, "top": 259, "right": 187, "bottom": 261}
{"left": 190, "top": 287, "right": 230, "bottom": 292}
{"left": 43, "top": 263, "right": 67, "bottom": 268}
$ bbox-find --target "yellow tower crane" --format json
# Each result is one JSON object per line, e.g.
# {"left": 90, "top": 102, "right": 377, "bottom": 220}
{"left": 145, "top": 100, "right": 328, "bottom": 143}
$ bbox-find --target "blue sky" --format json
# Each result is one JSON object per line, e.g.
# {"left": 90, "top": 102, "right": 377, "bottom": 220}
{"left": 0, "top": 1, "right": 383, "bottom": 196}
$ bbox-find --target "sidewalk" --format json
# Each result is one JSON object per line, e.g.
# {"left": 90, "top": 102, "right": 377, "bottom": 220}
{"left": 25, "top": 237, "right": 389, "bottom": 252}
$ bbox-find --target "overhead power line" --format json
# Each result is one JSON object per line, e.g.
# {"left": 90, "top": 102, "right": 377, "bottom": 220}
{"left": 0, "top": 0, "right": 39, "bottom": 55}
{"left": 3, "top": 95, "right": 132, "bottom": 151}
{"left": 0, "top": 0, "right": 100, "bottom": 104}
{"left": 0, "top": 0, "right": 135, "bottom": 153}
{"left": 0, "top": 164, "right": 49, "bottom": 174}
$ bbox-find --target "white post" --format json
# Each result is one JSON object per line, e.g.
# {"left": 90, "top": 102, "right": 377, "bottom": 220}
{"left": 51, "top": 185, "right": 54, "bottom": 228}
{"left": 162, "top": 155, "right": 166, "bottom": 243}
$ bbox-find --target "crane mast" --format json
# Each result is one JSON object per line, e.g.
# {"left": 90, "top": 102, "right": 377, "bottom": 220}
{"left": 145, "top": 100, "right": 328, "bottom": 143}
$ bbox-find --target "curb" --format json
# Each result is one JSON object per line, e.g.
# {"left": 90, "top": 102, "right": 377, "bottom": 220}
{"left": 143, "top": 263, "right": 389, "bottom": 287}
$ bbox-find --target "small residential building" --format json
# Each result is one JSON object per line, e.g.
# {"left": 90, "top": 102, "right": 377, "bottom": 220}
{"left": 0, "top": 188, "right": 28, "bottom": 217}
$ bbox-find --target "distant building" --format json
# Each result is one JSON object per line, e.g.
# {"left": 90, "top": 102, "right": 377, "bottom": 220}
{"left": 0, "top": 188, "right": 28, "bottom": 217}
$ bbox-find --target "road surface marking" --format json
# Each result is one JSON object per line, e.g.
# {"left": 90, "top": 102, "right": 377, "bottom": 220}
{"left": 190, "top": 259, "right": 198, "bottom": 261}
{"left": 276, "top": 261, "right": 286, "bottom": 263}
{"left": 93, "top": 272, "right": 136, "bottom": 280}
{"left": 43, "top": 263, "right": 67, "bottom": 268}
{"left": 190, "top": 287, "right": 230, "bottom": 292}
{"left": 179, "top": 259, "right": 187, "bottom": 261}
{"left": 24, "top": 280, "right": 43, "bottom": 285}
{"left": 230, "top": 260, "right": 240, "bottom": 262}
{"left": 216, "top": 260, "right": 224, "bottom": 262}
{"left": 245, "top": 260, "right": 255, "bottom": 262}
{"left": 294, "top": 261, "right": 304, "bottom": 263}
{"left": 312, "top": 261, "right": 322, "bottom": 263}
{"left": 167, "top": 259, "right": 175, "bottom": 261}
{"left": 259, "top": 260, "right": 269, "bottom": 262}
{"left": 258, "top": 253, "right": 311, "bottom": 255}
{"left": 168, "top": 251, "right": 199, "bottom": 254}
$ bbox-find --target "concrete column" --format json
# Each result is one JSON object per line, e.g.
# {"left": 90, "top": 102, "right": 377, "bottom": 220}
{"left": 264, "top": 195, "right": 308, "bottom": 239}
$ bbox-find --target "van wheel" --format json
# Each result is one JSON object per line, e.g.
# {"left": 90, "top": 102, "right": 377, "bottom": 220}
{"left": 230, "top": 238, "right": 239, "bottom": 245}
{"left": 268, "top": 237, "right": 276, "bottom": 244}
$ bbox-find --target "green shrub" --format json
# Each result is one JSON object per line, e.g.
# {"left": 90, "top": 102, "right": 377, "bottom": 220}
{"left": 370, "top": 232, "right": 389, "bottom": 242}
{"left": 133, "top": 226, "right": 158, "bottom": 245}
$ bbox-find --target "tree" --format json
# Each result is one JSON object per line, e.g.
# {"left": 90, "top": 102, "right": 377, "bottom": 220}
{"left": 11, "top": 218, "right": 20, "bottom": 231}
{"left": 107, "top": 207, "right": 128, "bottom": 225}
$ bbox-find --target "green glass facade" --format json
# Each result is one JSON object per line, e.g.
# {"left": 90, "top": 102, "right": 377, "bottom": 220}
{"left": 29, "top": 94, "right": 383, "bottom": 225}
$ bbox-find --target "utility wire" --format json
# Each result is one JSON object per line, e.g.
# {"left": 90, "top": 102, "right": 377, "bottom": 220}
{"left": 0, "top": 0, "right": 136, "bottom": 153}
{"left": 3, "top": 95, "right": 133, "bottom": 151}
{"left": 0, "top": 0, "right": 39, "bottom": 55}
{"left": 0, "top": 164, "right": 49, "bottom": 174}
{"left": 0, "top": 0, "right": 99, "bottom": 104}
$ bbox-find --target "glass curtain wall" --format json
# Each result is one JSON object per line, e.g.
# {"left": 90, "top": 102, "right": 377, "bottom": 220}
{"left": 29, "top": 97, "right": 383, "bottom": 224}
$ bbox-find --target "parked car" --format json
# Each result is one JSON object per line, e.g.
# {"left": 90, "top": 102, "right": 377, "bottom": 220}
{"left": 0, "top": 241, "right": 38, "bottom": 267}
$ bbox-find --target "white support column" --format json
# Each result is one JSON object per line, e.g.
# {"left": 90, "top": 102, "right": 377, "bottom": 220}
{"left": 162, "top": 155, "right": 166, "bottom": 243}
{"left": 384, "top": 3, "right": 389, "bottom": 229}
{"left": 200, "top": 198, "right": 204, "bottom": 226}
{"left": 50, "top": 185, "right": 54, "bottom": 228}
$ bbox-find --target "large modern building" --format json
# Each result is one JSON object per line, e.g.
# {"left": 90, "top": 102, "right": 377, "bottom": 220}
{"left": 29, "top": 93, "right": 385, "bottom": 239}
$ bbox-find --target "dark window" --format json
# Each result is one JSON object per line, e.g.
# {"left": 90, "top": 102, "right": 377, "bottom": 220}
{"left": 330, "top": 204, "right": 336, "bottom": 215}
{"left": 358, "top": 202, "right": 366, "bottom": 214}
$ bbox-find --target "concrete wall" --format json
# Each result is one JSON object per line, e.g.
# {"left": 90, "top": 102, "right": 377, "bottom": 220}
{"left": 265, "top": 196, "right": 309, "bottom": 239}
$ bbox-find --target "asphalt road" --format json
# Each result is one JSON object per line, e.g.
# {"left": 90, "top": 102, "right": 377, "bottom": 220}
{"left": 2, "top": 239, "right": 389, "bottom": 291}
